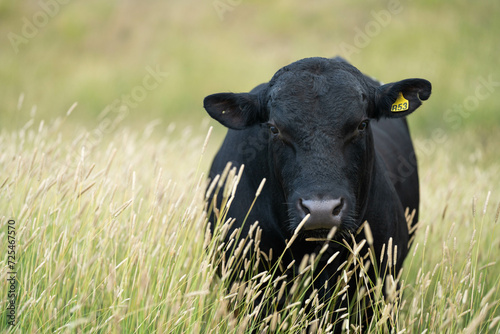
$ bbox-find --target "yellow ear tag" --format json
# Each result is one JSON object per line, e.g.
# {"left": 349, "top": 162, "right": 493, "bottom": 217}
{"left": 391, "top": 92, "right": 409, "bottom": 112}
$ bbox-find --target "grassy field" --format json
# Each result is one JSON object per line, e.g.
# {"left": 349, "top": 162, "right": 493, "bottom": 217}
{"left": 1, "top": 0, "right": 500, "bottom": 333}
{"left": 0, "top": 115, "right": 499, "bottom": 333}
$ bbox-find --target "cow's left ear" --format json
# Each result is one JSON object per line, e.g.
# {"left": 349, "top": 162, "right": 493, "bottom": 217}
{"left": 371, "top": 79, "right": 432, "bottom": 119}
{"left": 203, "top": 92, "right": 267, "bottom": 130}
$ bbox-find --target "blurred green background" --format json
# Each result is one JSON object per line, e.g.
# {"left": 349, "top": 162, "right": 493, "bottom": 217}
{"left": 1, "top": 0, "right": 499, "bottom": 136}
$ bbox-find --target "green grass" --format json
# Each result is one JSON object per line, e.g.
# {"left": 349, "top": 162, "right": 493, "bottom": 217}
{"left": 1, "top": 0, "right": 500, "bottom": 135}
{"left": 0, "top": 112, "right": 499, "bottom": 333}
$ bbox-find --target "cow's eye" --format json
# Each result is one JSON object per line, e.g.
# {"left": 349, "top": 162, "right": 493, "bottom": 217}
{"left": 269, "top": 125, "right": 280, "bottom": 135}
{"left": 358, "top": 120, "right": 369, "bottom": 132}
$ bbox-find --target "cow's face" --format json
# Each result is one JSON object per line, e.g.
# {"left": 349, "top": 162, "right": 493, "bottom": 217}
{"left": 204, "top": 57, "right": 431, "bottom": 236}
{"left": 264, "top": 67, "right": 375, "bottom": 236}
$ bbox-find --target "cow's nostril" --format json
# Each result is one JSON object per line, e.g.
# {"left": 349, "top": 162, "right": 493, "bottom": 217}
{"left": 298, "top": 198, "right": 311, "bottom": 216}
{"left": 332, "top": 198, "right": 344, "bottom": 216}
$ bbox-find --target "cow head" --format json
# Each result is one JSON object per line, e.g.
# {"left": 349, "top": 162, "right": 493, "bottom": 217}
{"left": 204, "top": 57, "right": 431, "bottom": 237}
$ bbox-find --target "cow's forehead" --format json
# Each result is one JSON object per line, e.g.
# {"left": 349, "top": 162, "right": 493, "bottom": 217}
{"left": 271, "top": 66, "right": 365, "bottom": 94}
{"left": 268, "top": 69, "right": 368, "bottom": 123}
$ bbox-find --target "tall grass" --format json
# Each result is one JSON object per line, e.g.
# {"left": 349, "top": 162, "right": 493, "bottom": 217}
{"left": 0, "top": 111, "right": 499, "bottom": 333}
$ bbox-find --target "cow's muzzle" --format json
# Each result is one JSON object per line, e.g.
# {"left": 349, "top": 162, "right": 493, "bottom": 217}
{"left": 296, "top": 197, "right": 345, "bottom": 230}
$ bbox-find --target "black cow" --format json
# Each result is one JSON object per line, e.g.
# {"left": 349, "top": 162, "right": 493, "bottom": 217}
{"left": 204, "top": 57, "right": 431, "bottom": 329}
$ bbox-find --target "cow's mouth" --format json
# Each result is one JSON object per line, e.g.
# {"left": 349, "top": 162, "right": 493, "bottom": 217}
{"left": 302, "top": 228, "right": 335, "bottom": 242}
{"left": 291, "top": 213, "right": 360, "bottom": 243}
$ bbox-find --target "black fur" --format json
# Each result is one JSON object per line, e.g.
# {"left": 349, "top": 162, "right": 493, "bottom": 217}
{"left": 204, "top": 57, "right": 431, "bottom": 331}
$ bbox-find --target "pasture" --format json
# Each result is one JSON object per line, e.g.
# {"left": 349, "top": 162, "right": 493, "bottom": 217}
{"left": 1, "top": 0, "right": 499, "bottom": 332}
{"left": 0, "top": 116, "right": 499, "bottom": 332}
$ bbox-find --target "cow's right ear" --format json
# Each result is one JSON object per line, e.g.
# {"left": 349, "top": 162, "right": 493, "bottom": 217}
{"left": 371, "top": 78, "right": 432, "bottom": 119}
{"left": 203, "top": 93, "right": 267, "bottom": 130}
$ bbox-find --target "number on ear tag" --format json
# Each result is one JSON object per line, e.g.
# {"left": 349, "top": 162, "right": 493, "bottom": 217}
{"left": 391, "top": 92, "right": 409, "bottom": 112}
